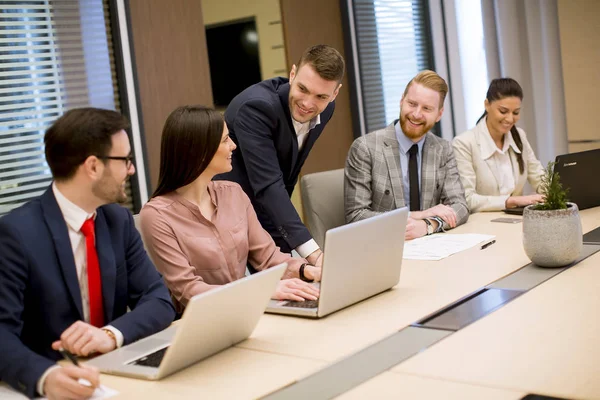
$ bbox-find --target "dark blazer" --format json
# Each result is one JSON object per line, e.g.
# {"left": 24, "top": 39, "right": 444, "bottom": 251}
{"left": 216, "top": 77, "right": 335, "bottom": 253}
{"left": 0, "top": 188, "right": 175, "bottom": 397}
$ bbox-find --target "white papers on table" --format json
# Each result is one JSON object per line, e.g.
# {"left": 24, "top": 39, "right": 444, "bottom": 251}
{"left": 0, "top": 384, "right": 28, "bottom": 400}
{"left": 403, "top": 233, "right": 495, "bottom": 261}
{"left": 0, "top": 381, "right": 118, "bottom": 400}
{"left": 74, "top": 385, "right": 119, "bottom": 400}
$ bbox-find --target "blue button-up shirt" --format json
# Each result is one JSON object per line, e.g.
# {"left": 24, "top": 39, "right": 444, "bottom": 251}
{"left": 395, "top": 121, "right": 425, "bottom": 209}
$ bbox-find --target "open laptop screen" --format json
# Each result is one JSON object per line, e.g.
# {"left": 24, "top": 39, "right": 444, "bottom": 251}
{"left": 554, "top": 149, "right": 600, "bottom": 210}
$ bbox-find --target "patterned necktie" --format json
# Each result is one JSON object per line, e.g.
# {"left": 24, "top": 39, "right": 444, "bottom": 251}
{"left": 80, "top": 218, "right": 104, "bottom": 327}
{"left": 408, "top": 144, "right": 420, "bottom": 211}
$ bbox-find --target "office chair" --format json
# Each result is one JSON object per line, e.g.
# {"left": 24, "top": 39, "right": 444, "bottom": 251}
{"left": 132, "top": 213, "right": 149, "bottom": 252}
{"left": 300, "top": 168, "right": 346, "bottom": 248}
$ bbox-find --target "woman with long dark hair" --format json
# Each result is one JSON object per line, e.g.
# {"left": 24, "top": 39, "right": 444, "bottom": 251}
{"left": 140, "top": 105, "right": 319, "bottom": 312}
{"left": 452, "top": 78, "right": 545, "bottom": 212}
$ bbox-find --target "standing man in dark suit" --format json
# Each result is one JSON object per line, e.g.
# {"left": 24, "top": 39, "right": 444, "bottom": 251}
{"left": 216, "top": 45, "right": 344, "bottom": 270}
{"left": 0, "top": 108, "right": 175, "bottom": 399}
{"left": 345, "top": 70, "right": 469, "bottom": 240}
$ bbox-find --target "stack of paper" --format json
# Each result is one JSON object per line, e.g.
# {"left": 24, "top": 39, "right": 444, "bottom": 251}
{"left": 403, "top": 233, "right": 495, "bottom": 261}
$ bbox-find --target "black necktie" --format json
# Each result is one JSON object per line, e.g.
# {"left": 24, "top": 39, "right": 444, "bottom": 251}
{"left": 408, "top": 144, "right": 420, "bottom": 211}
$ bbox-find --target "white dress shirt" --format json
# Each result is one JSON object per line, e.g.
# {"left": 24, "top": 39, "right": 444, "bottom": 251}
{"left": 480, "top": 129, "right": 519, "bottom": 197}
{"left": 292, "top": 114, "right": 321, "bottom": 151}
{"left": 292, "top": 114, "right": 321, "bottom": 258}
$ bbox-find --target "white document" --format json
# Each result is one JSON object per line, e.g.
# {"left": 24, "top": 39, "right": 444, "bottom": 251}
{"left": 0, "top": 381, "right": 118, "bottom": 400}
{"left": 0, "top": 383, "right": 29, "bottom": 400}
{"left": 403, "top": 233, "right": 495, "bottom": 261}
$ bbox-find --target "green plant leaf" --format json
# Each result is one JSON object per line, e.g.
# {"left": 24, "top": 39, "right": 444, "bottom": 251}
{"left": 534, "top": 161, "right": 569, "bottom": 210}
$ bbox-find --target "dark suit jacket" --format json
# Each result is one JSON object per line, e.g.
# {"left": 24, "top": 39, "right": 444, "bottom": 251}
{"left": 0, "top": 188, "right": 175, "bottom": 397}
{"left": 215, "top": 77, "right": 335, "bottom": 253}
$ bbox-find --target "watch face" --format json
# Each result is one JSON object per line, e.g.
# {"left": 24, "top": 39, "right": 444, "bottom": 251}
{"left": 424, "top": 219, "right": 433, "bottom": 235}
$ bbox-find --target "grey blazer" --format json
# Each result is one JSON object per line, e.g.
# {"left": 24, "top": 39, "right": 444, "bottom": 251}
{"left": 344, "top": 123, "right": 469, "bottom": 229}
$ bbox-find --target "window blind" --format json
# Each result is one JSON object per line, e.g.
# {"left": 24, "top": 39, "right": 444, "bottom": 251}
{"left": 352, "top": 0, "right": 434, "bottom": 133}
{"left": 0, "top": 0, "right": 132, "bottom": 216}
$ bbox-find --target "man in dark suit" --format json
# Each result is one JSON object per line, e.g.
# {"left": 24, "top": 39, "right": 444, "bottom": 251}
{"left": 0, "top": 108, "right": 175, "bottom": 399}
{"left": 216, "top": 45, "right": 344, "bottom": 271}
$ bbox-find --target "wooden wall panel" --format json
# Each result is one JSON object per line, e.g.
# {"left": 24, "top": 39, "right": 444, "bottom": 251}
{"left": 280, "top": 0, "right": 354, "bottom": 175}
{"left": 557, "top": 0, "right": 600, "bottom": 148}
{"left": 128, "top": 0, "right": 213, "bottom": 193}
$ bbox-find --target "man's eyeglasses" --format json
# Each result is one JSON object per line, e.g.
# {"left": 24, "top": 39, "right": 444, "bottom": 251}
{"left": 97, "top": 155, "right": 135, "bottom": 169}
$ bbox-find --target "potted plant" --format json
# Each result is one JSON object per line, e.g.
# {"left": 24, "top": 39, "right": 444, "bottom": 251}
{"left": 522, "top": 161, "right": 583, "bottom": 267}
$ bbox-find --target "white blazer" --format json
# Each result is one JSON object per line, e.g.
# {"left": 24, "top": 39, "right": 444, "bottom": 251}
{"left": 452, "top": 118, "right": 544, "bottom": 212}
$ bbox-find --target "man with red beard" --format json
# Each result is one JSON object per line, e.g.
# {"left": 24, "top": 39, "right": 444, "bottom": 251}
{"left": 216, "top": 45, "right": 344, "bottom": 270}
{"left": 344, "top": 70, "right": 468, "bottom": 240}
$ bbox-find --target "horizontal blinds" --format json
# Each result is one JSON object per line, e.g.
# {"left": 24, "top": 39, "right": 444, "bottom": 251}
{"left": 0, "top": 0, "right": 131, "bottom": 216}
{"left": 352, "top": 0, "right": 433, "bottom": 133}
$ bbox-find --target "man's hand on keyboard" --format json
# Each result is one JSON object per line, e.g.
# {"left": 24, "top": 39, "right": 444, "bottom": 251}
{"left": 303, "top": 265, "right": 321, "bottom": 282}
{"left": 273, "top": 279, "right": 320, "bottom": 302}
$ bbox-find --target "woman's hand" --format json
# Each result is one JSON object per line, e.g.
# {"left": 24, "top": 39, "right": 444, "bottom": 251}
{"left": 506, "top": 194, "right": 545, "bottom": 208}
{"left": 273, "top": 279, "right": 319, "bottom": 302}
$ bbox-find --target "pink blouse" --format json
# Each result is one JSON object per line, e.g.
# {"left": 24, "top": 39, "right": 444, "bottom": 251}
{"left": 139, "top": 181, "right": 303, "bottom": 310}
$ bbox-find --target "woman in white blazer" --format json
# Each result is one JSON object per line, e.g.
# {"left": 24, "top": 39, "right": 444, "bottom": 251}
{"left": 453, "top": 78, "right": 545, "bottom": 212}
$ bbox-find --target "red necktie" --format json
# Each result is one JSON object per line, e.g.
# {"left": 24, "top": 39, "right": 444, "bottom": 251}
{"left": 80, "top": 218, "right": 105, "bottom": 327}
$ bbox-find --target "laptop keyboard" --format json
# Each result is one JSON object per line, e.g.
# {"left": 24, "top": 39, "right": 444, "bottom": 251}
{"left": 129, "top": 346, "right": 169, "bottom": 367}
{"left": 283, "top": 299, "right": 319, "bottom": 309}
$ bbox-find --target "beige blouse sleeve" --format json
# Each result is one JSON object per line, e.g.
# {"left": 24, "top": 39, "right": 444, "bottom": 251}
{"left": 139, "top": 205, "right": 219, "bottom": 307}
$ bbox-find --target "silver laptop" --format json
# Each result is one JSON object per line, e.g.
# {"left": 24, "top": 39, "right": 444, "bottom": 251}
{"left": 266, "top": 207, "right": 408, "bottom": 318}
{"left": 86, "top": 263, "right": 286, "bottom": 380}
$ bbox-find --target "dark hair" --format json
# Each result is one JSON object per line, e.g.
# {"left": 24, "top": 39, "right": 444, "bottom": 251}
{"left": 152, "top": 105, "right": 224, "bottom": 198}
{"left": 296, "top": 44, "right": 345, "bottom": 83}
{"left": 44, "top": 107, "right": 130, "bottom": 181}
{"left": 477, "top": 78, "right": 525, "bottom": 174}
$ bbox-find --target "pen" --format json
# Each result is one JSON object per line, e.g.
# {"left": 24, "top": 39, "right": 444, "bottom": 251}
{"left": 59, "top": 348, "right": 93, "bottom": 388}
{"left": 59, "top": 348, "right": 80, "bottom": 366}
{"left": 481, "top": 240, "right": 496, "bottom": 250}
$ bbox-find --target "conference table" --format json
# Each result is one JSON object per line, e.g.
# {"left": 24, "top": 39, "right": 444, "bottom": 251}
{"left": 97, "top": 207, "right": 600, "bottom": 399}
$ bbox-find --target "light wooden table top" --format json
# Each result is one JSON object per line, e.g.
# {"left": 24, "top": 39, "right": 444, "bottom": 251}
{"left": 96, "top": 208, "right": 600, "bottom": 399}
{"left": 338, "top": 371, "right": 526, "bottom": 400}
{"left": 394, "top": 237, "right": 600, "bottom": 399}
{"left": 239, "top": 210, "right": 600, "bottom": 362}
{"left": 96, "top": 347, "right": 324, "bottom": 399}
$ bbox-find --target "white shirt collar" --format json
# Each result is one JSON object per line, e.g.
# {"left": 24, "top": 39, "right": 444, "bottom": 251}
{"left": 292, "top": 114, "right": 321, "bottom": 135}
{"left": 479, "top": 117, "right": 521, "bottom": 160}
{"left": 52, "top": 182, "right": 96, "bottom": 232}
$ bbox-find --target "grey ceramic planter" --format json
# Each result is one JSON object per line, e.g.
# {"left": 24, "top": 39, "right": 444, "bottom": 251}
{"left": 522, "top": 202, "right": 583, "bottom": 267}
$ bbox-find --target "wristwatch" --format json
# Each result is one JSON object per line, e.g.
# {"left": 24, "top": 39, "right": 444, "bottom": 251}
{"left": 102, "top": 328, "right": 117, "bottom": 346}
{"left": 430, "top": 216, "right": 445, "bottom": 233}
{"left": 424, "top": 218, "right": 434, "bottom": 235}
{"left": 299, "top": 263, "right": 314, "bottom": 282}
